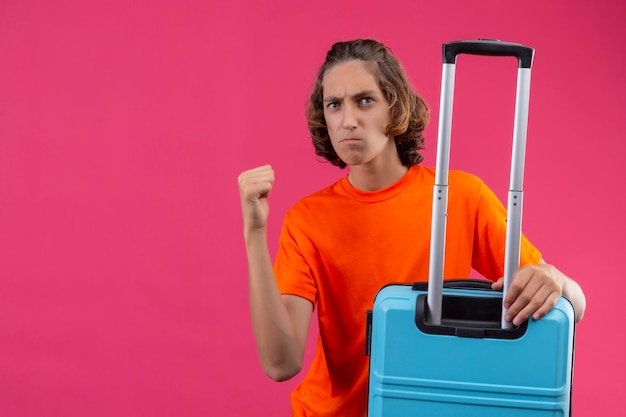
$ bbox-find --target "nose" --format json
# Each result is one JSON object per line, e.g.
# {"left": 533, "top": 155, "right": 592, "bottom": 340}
{"left": 342, "top": 103, "right": 357, "bottom": 130}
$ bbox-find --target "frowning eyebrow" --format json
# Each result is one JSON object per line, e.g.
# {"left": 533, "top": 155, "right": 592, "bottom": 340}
{"left": 323, "top": 90, "right": 379, "bottom": 103}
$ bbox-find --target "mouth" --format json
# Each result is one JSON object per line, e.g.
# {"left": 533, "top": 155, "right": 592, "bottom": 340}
{"left": 340, "top": 137, "right": 361, "bottom": 143}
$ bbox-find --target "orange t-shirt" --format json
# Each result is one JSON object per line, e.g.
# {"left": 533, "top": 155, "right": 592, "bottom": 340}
{"left": 274, "top": 165, "right": 541, "bottom": 417}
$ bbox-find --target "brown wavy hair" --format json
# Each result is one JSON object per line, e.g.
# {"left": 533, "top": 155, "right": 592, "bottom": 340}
{"left": 307, "top": 39, "right": 430, "bottom": 169}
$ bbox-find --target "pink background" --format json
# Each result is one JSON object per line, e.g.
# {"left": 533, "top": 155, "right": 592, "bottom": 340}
{"left": 1, "top": 0, "right": 623, "bottom": 415}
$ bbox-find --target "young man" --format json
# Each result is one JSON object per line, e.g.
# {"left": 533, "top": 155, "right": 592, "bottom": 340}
{"left": 238, "top": 39, "right": 586, "bottom": 417}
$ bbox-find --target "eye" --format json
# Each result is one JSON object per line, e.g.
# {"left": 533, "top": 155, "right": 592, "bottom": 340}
{"left": 360, "top": 97, "right": 374, "bottom": 105}
{"left": 326, "top": 102, "right": 340, "bottom": 110}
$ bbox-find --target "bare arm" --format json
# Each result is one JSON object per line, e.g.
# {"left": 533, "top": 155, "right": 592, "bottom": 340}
{"left": 492, "top": 259, "right": 586, "bottom": 325}
{"left": 238, "top": 165, "right": 313, "bottom": 381}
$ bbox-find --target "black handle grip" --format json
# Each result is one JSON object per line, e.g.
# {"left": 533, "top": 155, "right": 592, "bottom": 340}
{"left": 443, "top": 39, "right": 534, "bottom": 68}
{"left": 412, "top": 279, "right": 494, "bottom": 292}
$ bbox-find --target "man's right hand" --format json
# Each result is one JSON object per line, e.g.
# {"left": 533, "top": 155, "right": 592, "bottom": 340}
{"left": 238, "top": 165, "right": 275, "bottom": 235}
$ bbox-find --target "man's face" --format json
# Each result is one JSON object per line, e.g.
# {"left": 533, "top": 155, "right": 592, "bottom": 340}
{"left": 322, "top": 60, "right": 394, "bottom": 168}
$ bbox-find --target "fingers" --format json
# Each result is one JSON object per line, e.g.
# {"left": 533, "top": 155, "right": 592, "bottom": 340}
{"left": 503, "top": 264, "right": 563, "bottom": 326}
{"left": 238, "top": 165, "right": 275, "bottom": 232}
{"left": 491, "top": 277, "right": 504, "bottom": 291}
{"left": 238, "top": 166, "right": 275, "bottom": 213}
{"left": 238, "top": 165, "right": 275, "bottom": 201}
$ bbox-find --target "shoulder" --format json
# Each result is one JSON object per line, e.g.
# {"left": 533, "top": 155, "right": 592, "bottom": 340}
{"left": 284, "top": 178, "right": 345, "bottom": 221}
{"left": 447, "top": 170, "right": 495, "bottom": 209}
{"left": 449, "top": 169, "right": 484, "bottom": 188}
{"left": 413, "top": 165, "right": 484, "bottom": 188}
{"left": 449, "top": 170, "right": 491, "bottom": 196}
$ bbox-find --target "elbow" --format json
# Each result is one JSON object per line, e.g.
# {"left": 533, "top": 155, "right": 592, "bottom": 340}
{"left": 263, "top": 360, "right": 302, "bottom": 382}
{"left": 254, "top": 335, "right": 306, "bottom": 381}
{"left": 562, "top": 277, "right": 586, "bottom": 323}
{"left": 574, "top": 294, "right": 587, "bottom": 323}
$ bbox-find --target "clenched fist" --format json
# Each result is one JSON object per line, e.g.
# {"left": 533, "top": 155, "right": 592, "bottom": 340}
{"left": 238, "top": 165, "right": 275, "bottom": 236}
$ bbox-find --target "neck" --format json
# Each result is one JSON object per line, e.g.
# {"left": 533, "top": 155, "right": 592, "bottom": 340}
{"left": 347, "top": 162, "right": 408, "bottom": 191}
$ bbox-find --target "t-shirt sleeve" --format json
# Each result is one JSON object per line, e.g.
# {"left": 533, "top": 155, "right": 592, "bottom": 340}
{"left": 273, "top": 209, "right": 318, "bottom": 305}
{"left": 471, "top": 181, "right": 542, "bottom": 280}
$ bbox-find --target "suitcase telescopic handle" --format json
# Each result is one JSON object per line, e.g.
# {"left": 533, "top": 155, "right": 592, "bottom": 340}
{"left": 428, "top": 39, "right": 533, "bottom": 329}
{"left": 443, "top": 39, "right": 535, "bottom": 69}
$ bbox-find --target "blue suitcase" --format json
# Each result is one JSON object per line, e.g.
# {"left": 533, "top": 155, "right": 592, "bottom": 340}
{"left": 366, "top": 40, "right": 576, "bottom": 416}
{"left": 366, "top": 281, "right": 575, "bottom": 416}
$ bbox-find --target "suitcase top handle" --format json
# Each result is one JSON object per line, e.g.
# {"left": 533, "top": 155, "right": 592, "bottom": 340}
{"left": 443, "top": 39, "right": 535, "bottom": 69}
